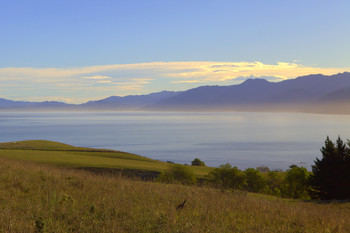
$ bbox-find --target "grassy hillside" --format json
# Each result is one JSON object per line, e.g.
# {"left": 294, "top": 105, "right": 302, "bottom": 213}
{"left": 0, "top": 140, "right": 94, "bottom": 151}
{"left": 0, "top": 140, "right": 212, "bottom": 177}
{"left": 0, "top": 157, "right": 349, "bottom": 232}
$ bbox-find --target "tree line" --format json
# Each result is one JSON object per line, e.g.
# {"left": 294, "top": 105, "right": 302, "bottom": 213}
{"left": 157, "top": 136, "right": 350, "bottom": 200}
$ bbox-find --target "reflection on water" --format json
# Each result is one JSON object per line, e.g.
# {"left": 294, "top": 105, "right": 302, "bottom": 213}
{"left": 0, "top": 111, "right": 349, "bottom": 170}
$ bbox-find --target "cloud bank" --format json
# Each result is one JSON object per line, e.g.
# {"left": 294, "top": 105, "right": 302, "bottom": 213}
{"left": 0, "top": 61, "right": 348, "bottom": 103}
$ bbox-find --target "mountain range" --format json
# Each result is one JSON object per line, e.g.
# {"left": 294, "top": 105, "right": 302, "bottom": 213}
{"left": 1, "top": 72, "right": 350, "bottom": 114}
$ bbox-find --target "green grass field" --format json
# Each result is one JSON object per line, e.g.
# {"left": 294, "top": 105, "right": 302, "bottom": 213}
{"left": 0, "top": 140, "right": 213, "bottom": 177}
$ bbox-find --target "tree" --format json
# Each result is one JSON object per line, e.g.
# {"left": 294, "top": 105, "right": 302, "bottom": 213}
{"left": 309, "top": 136, "right": 350, "bottom": 200}
{"left": 191, "top": 158, "right": 206, "bottom": 166}
{"left": 266, "top": 171, "right": 284, "bottom": 196}
{"left": 243, "top": 168, "right": 267, "bottom": 193}
{"left": 208, "top": 163, "right": 245, "bottom": 189}
{"left": 282, "top": 165, "right": 310, "bottom": 199}
{"left": 256, "top": 166, "right": 270, "bottom": 173}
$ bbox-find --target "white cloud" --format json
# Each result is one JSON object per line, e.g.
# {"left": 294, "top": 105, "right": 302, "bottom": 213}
{"left": 0, "top": 61, "right": 348, "bottom": 103}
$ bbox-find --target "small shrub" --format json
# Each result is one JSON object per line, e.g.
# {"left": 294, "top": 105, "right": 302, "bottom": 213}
{"left": 191, "top": 158, "right": 206, "bottom": 166}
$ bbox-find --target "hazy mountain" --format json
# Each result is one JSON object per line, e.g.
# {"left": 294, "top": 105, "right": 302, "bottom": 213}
{"left": 0, "top": 99, "right": 75, "bottom": 110}
{"left": 149, "top": 72, "right": 350, "bottom": 114}
{"left": 80, "top": 91, "right": 180, "bottom": 110}
{"left": 318, "top": 86, "right": 350, "bottom": 103}
{"left": 0, "top": 72, "right": 349, "bottom": 114}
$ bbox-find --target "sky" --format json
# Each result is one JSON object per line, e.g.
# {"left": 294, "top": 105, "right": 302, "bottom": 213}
{"left": 1, "top": 0, "right": 349, "bottom": 103}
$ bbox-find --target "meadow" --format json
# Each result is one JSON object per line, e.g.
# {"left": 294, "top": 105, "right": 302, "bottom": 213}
{"left": 1, "top": 140, "right": 350, "bottom": 232}
{"left": 1, "top": 156, "right": 350, "bottom": 232}
{"left": 0, "top": 140, "right": 212, "bottom": 177}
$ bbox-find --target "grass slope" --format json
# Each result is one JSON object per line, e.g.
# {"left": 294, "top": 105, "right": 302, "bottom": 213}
{"left": 1, "top": 157, "right": 349, "bottom": 232}
{"left": 0, "top": 140, "right": 212, "bottom": 176}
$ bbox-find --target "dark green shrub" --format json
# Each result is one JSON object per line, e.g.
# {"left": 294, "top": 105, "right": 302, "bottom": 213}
{"left": 191, "top": 158, "right": 206, "bottom": 166}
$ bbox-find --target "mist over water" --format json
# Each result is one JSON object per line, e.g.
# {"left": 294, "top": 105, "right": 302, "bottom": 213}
{"left": 0, "top": 111, "right": 349, "bottom": 170}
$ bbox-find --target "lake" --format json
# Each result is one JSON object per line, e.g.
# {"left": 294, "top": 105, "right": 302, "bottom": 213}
{"left": 0, "top": 111, "right": 349, "bottom": 170}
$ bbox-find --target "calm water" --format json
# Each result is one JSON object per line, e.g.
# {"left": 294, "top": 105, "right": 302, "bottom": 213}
{"left": 0, "top": 111, "right": 349, "bottom": 170}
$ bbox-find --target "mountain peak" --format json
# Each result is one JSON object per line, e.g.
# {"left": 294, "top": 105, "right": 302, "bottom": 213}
{"left": 241, "top": 78, "right": 270, "bottom": 86}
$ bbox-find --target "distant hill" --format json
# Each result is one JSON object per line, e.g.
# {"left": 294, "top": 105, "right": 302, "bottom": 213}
{"left": 0, "top": 99, "right": 75, "bottom": 110}
{"left": 0, "top": 72, "right": 349, "bottom": 114}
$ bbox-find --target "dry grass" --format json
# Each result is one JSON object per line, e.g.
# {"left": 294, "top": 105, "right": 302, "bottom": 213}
{"left": 0, "top": 157, "right": 349, "bottom": 232}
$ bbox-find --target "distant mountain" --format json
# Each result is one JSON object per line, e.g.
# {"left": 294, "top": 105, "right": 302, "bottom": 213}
{"left": 0, "top": 99, "right": 75, "bottom": 110}
{"left": 149, "top": 72, "right": 350, "bottom": 114}
{"left": 318, "top": 86, "right": 350, "bottom": 103}
{"left": 0, "top": 72, "right": 349, "bottom": 114}
{"left": 80, "top": 91, "right": 180, "bottom": 110}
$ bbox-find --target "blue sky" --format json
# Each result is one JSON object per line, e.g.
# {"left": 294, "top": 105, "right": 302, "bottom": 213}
{"left": 1, "top": 0, "right": 349, "bottom": 103}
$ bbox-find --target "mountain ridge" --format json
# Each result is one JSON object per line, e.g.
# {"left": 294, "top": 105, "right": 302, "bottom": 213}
{"left": 149, "top": 72, "right": 350, "bottom": 113}
{"left": 1, "top": 72, "right": 349, "bottom": 114}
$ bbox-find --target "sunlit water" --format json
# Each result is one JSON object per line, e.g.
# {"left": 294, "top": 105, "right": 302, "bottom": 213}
{"left": 0, "top": 111, "right": 349, "bottom": 170}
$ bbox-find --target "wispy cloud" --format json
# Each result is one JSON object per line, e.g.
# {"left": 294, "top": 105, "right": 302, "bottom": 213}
{"left": 0, "top": 61, "right": 348, "bottom": 103}
{"left": 171, "top": 80, "right": 204, "bottom": 84}
{"left": 96, "top": 80, "right": 112, "bottom": 83}
{"left": 82, "top": 75, "right": 112, "bottom": 80}
{"left": 112, "top": 78, "right": 153, "bottom": 85}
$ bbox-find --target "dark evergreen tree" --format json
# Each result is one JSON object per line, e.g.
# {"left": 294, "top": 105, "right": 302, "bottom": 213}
{"left": 309, "top": 136, "right": 350, "bottom": 200}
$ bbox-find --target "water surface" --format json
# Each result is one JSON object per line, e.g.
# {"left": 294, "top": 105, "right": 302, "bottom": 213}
{"left": 0, "top": 111, "right": 349, "bottom": 170}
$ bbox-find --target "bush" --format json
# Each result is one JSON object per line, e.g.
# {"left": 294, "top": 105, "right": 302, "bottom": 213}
{"left": 156, "top": 164, "right": 197, "bottom": 185}
{"left": 243, "top": 168, "right": 267, "bottom": 193}
{"left": 208, "top": 163, "right": 244, "bottom": 189}
{"left": 191, "top": 158, "right": 206, "bottom": 166}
